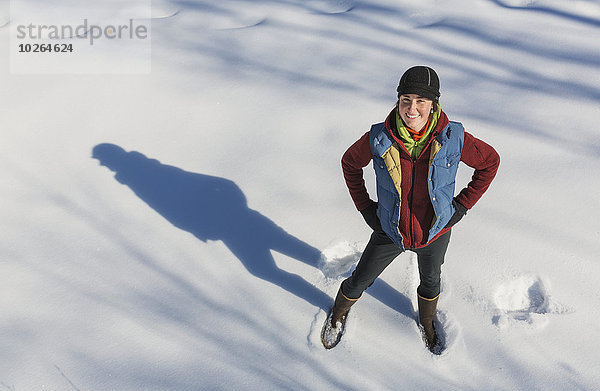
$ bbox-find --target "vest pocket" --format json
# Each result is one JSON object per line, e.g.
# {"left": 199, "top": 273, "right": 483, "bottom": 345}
{"left": 433, "top": 152, "right": 460, "bottom": 168}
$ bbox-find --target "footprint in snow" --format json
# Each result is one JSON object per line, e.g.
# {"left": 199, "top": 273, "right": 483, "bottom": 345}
{"left": 316, "top": 242, "right": 462, "bottom": 354}
{"left": 429, "top": 309, "right": 461, "bottom": 356}
{"left": 492, "top": 274, "right": 569, "bottom": 330}
{"left": 318, "top": 240, "right": 363, "bottom": 279}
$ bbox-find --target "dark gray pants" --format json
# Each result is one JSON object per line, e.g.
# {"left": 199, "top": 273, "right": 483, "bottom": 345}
{"left": 341, "top": 230, "right": 451, "bottom": 300}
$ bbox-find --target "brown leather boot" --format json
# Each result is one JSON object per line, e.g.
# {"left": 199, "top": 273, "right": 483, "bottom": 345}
{"left": 330, "top": 288, "right": 357, "bottom": 328}
{"left": 417, "top": 293, "right": 439, "bottom": 352}
{"left": 321, "top": 288, "right": 358, "bottom": 349}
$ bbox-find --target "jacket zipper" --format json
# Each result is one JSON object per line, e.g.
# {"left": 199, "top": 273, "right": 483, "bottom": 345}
{"left": 387, "top": 111, "right": 444, "bottom": 248}
{"left": 408, "top": 157, "right": 417, "bottom": 249}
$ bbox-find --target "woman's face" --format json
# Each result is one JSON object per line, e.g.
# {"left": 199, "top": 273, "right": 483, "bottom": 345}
{"left": 398, "top": 94, "right": 434, "bottom": 131}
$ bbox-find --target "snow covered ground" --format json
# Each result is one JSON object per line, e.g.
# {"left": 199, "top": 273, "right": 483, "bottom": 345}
{"left": 2, "top": 0, "right": 600, "bottom": 389}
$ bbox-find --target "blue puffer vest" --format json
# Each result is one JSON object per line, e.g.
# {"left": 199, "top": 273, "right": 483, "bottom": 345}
{"left": 370, "top": 121, "right": 465, "bottom": 250}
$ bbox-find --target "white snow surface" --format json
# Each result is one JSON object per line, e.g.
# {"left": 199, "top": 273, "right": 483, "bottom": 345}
{"left": 2, "top": 0, "right": 600, "bottom": 389}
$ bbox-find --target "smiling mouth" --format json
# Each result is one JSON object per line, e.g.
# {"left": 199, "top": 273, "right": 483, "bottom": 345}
{"left": 406, "top": 113, "right": 420, "bottom": 119}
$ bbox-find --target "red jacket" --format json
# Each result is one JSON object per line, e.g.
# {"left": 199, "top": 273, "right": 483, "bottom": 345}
{"left": 342, "top": 109, "right": 500, "bottom": 249}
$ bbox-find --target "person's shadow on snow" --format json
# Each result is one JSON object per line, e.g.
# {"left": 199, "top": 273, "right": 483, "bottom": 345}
{"left": 92, "top": 143, "right": 330, "bottom": 310}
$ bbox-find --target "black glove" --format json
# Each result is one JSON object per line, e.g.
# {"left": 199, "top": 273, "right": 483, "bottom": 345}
{"left": 360, "top": 202, "right": 383, "bottom": 232}
{"left": 444, "top": 198, "right": 468, "bottom": 229}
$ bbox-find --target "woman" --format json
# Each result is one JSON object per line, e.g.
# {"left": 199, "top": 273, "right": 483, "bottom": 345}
{"left": 321, "top": 66, "right": 500, "bottom": 353}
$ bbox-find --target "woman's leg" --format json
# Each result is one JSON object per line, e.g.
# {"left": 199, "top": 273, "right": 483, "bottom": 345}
{"left": 413, "top": 230, "right": 451, "bottom": 300}
{"left": 341, "top": 230, "right": 404, "bottom": 299}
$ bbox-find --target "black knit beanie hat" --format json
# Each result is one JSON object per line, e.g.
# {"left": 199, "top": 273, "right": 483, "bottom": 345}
{"left": 397, "top": 66, "right": 440, "bottom": 102}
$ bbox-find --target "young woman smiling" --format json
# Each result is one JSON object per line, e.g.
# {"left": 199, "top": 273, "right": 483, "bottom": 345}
{"left": 321, "top": 66, "right": 500, "bottom": 353}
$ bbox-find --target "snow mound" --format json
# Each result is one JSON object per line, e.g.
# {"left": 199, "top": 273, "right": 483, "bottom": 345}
{"left": 150, "top": 7, "right": 180, "bottom": 20}
{"left": 494, "top": 275, "right": 551, "bottom": 313}
{"left": 177, "top": 1, "right": 268, "bottom": 30}
{"left": 406, "top": 0, "right": 446, "bottom": 27}
{"left": 306, "top": 0, "right": 355, "bottom": 14}
{"left": 499, "top": 0, "right": 538, "bottom": 7}
{"left": 492, "top": 274, "right": 569, "bottom": 330}
{"left": 318, "top": 241, "right": 363, "bottom": 278}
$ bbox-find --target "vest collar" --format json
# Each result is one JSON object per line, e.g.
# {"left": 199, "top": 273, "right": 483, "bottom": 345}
{"left": 384, "top": 107, "right": 450, "bottom": 158}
